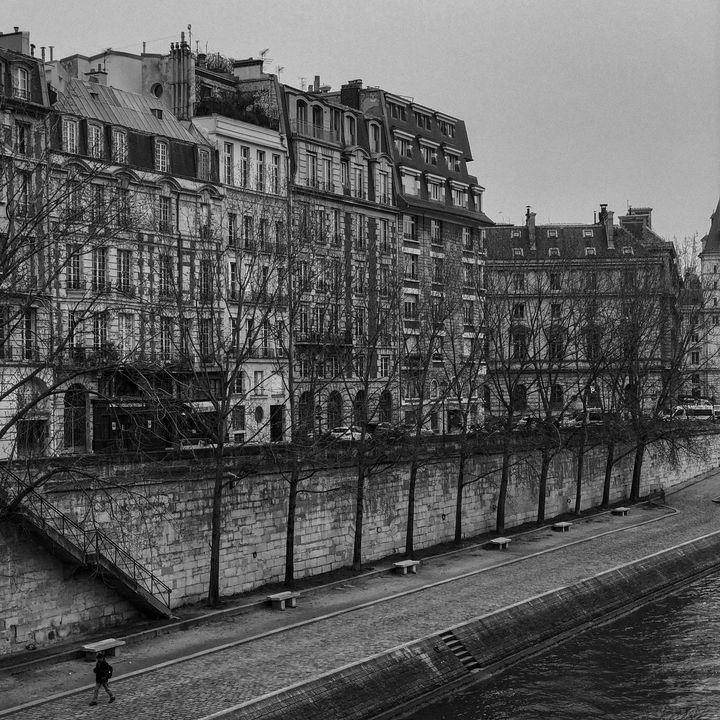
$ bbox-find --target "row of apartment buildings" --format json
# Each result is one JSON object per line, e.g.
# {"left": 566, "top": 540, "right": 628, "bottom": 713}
{"left": 0, "top": 27, "right": 708, "bottom": 460}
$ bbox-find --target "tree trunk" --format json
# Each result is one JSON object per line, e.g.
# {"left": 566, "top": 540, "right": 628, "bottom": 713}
{"left": 496, "top": 441, "right": 511, "bottom": 534}
{"left": 284, "top": 459, "right": 299, "bottom": 587}
{"left": 352, "top": 452, "right": 366, "bottom": 571}
{"left": 207, "top": 443, "right": 225, "bottom": 606}
{"left": 574, "top": 427, "right": 586, "bottom": 515}
{"left": 405, "top": 458, "right": 418, "bottom": 558}
{"left": 630, "top": 438, "right": 645, "bottom": 502}
{"left": 601, "top": 441, "right": 614, "bottom": 508}
{"left": 536, "top": 444, "right": 550, "bottom": 525}
{"left": 454, "top": 448, "right": 466, "bottom": 544}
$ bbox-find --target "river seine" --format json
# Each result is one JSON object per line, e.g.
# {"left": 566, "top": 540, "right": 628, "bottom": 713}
{"left": 404, "top": 571, "right": 720, "bottom": 719}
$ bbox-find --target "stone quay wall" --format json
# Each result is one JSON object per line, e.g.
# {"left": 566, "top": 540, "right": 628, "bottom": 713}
{"left": 1, "top": 433, "right": 718, "bottom": 655}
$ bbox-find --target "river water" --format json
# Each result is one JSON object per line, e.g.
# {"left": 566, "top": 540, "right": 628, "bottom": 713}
{"left": 404, "top": 571, "right": 720, "bottom": 720}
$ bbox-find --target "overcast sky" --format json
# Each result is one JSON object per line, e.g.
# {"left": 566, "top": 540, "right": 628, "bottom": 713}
{"left": 7, "top": 0, "right": 719, "bottom": 246}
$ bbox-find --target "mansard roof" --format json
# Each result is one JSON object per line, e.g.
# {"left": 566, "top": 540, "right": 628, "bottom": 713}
{"left": 700, "top": 197, "right": 720, "bottom": 256}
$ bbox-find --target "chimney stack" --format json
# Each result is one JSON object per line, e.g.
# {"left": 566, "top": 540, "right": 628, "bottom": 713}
{"left": 49, "top": 46, "right": 54, "bottom": 61}
{"left": 599, "top": 204, "right": 615, "bottom": 249}
{"left": 41, "top": 46, "right": 45, "bottom": 61}
{"left": 526, "top": 206, "right": 536, "bottom": 250}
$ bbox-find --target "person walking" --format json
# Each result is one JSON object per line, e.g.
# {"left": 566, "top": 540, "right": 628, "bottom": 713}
{"left": 89, "top": 651, "right": 115, "bottom": 705}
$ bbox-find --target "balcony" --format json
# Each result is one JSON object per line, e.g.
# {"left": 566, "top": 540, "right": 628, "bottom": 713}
{"left": 290, "top": 119, "right": 340, "bottom": 143}
{"left": 12, "top": 87, "right": 30, "bottom": 101}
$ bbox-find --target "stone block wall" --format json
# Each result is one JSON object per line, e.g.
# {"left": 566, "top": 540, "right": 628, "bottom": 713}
{"left": 2, "top": 433, "right": 718, "bottom": 655}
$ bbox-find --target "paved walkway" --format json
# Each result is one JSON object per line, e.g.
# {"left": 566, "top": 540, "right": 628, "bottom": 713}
{"left": 2, "top": 469, "right": 720, "bottom": 720}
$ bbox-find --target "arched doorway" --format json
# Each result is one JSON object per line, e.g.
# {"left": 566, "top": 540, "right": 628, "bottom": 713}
{"left": 64, "top": 385, "right": 88, "bottom": 452}
{"left": 327, "top": 391, "right": 343, "bottom": 429}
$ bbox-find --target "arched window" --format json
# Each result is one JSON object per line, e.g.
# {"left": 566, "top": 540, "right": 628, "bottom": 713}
{"left": 511, "top": 384, "right": 527, "bottom": 412}
{"left": 327, "top": 391, "right": 343, "bottom": 429}
{"left": 353, "top": 390, "right": 367, "bottom": 427}
{"left": 430, "top": 380, "right": 439, "bottom": 399}
{"left": 379, "top": 391, "right": 392, "bottom": 424}
{"left": 550, "top": 384, "right": 564, "bottom": 409}
{"left": 298, "top": 391, "right": 314, "bottom": 436}
{"left": 64, "top": 385, "right": 87, "bottom": 451}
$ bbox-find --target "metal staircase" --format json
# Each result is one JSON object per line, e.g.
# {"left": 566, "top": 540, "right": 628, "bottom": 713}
{"left": 0, "top": 473, "right": 172, "bottom": 619}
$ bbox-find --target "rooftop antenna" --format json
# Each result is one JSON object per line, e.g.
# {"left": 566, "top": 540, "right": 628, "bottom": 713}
{"left": 276, "top": 65, "right": 284, "bottom": 77}
{"left": 299, "top": 76, "right": 306, "bottom": 90}
{"left": 187, "top": 24, "right": 192, "bottom": 50}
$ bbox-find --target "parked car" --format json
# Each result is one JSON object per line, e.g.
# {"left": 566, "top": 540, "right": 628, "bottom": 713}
{"left": 671, "top": 405, "right": 715, "bottom": 422}
{"left": 328, "top": 425, "right": 363, "bottom": 441}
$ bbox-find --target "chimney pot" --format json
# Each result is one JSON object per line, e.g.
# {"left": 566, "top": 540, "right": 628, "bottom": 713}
{"left": 49, "top": 46, "right": 54, "bottom": 61}
{"left": 30, "top": 43, "right": 35, "bottom": 56}
{"left": 41, "top": 46, "right": 45, "bottom": 61}
{"left": 14, "top": 26, "right": 19, "bottom": 33}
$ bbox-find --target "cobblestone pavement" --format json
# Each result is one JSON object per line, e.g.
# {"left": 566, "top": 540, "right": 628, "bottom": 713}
{"left": 2, "top": 470, "right": 720, "bottom": 720}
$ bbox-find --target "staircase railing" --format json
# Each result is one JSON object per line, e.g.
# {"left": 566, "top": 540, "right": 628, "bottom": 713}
{"left": 0, "top": 474, "right": 171, "bottom": 610}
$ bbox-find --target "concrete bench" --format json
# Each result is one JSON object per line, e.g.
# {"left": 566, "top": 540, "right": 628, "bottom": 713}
{"left": 267, "top": 591, "right": 300, "bottom": 610}
{"left": 489, "top": 537, "right": 511, "bottom": 550}
{"left": 82, "top": 638, "right": 126, "bottom": 661}
{"left": 393, "top": 559, "right": 420, "bottom": 575}
{"left": 611, "top": 506, "right": 630, "bottom": 516}
{"left": 552, "top": 521, "right": 573, "bottom": 532}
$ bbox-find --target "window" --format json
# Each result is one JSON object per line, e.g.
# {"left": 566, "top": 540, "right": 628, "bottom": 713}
{"left": 117, "top": 249, "right": 132, "bottom": 293}
{"left": 414, "top": 111, "right": 431, "bottom": 129}
{"left": 199, "top": 318, "right": 212, "bottom": 360}
{"left": 228, "top": 261, "right": 239, "bottom": 300}
{"left": 585, "top": 246, "right": 596, "bottom": 257}
{"left": 112, "top": 129, "right": 127, "bottom": 163}
{"left": 199, "top": 259, "right": 212, "bottom": 298}
{"left": 512, "top": 330, "right": 528, "bottom": 360}
{"left": 158, "top": 195, "right": 172, "bottom": 232}
{"left": 431, "top": 219, "right": 442, "bottom": 244}
{"left": 258, "top": 219, "right": 268, "bottom": 251}
{"left": 119, "top": 313, "right": 135, "bottom": 355}
{"left": 463, "top": 227, "right": 473, "bottom": 250}
{"left": 90, "top": 184, "right": 105, "bottom": 224}
{"left": 354, "top": 307, "right": 365, "bottom": 337}
{"left": 15, "top": 121, "right": 30, "bottom": 155}
{"left": 586, "top": 328, "right": 601, "bottom": 361}
{"left": 14, "top": 67, "right": 29, "bottom": 100}
{"left": 243, "top": 215, "right": 254, "bottom": 248}
{"left": 354, "top": 165, "right": 365, "bottom": 199}
{"left": 432, "top": 257, "right": 443, "bottom": 283}
{"left": 93, "top": 311, "right": 108, "bottom": 351}
{"left": 88, "top": 124, "right": 103, "bottom": 158}
{"left": 548, "top": 247, "right": 560, "bottom": 257}
{"left": 378, "top": 219, "right": 390, "bottom": 253}
{"left": 550, "top": 384, "right": 564, "bottom": 407}
{"left": 463, "top": 300, "right": 474, "bottom": 325}
{"left": 550, "top": 272, "right": 562, "bottom": 290}
{"left": 370, "top": 123, "right": 381, "bottom": 153}
{"left": 159, "top": 254, "right": 172, "bottom": 296}
{"left": 155, "top": 140, "right": 169, "bottom": 172}
{"left": 622, "top": 246, "right": 634, "bottom": 256}
{"left": 253, "top": 371, "right": 265, "bottom": 395}
{"left": 345, "top": 115, "right": 356, "bottom": 145}
{"left": 223, "top": 142, "right": 234, "bottom": 185}
{"left": 420, "top": 145, "right": 437, "bottom": 164}
{"left": 199, "top": 203, "right": 211, "bottom": 239}
{"left": 401, "top": 170, "right": 419, "bottom": 195}
{"left": 271, "top": 154, "right": 281, "bottom": 193}
{"left": 92, "top": 248, "right": 107, "bottom": 292}
{"left": 198, "top": 149, "right": 211, "bottom": 180}
{"left": 513, "top": 272, "right": 525, "bottom": 291}
{"left": 403, "top": 215, "right": 417, "bottom": 241}
{"left": 403, "top": 294, "right": 418, "bottom": 319}
{"left": 379, "top": 355, "right": 390, "bottom": 377}
{"left": 429, "top": 180, "right": 444, "bottom": 202}
{"left": 438, "top": 119, "right": 455, "bottom": 137}
{"left": 512, "top": 303, "right": 525, "bottom": 319}
{"left": 690, "top": 350, "right": 700, "bottom": 365}
{"left": 550, "top": 303, "right": 561, "bottom": 320}
{"left": 548, "top": 333, "right": 564, "bottom": 361}
{"left": 513, "top": 247, "right": 524, "bottom": 258}
{"left": 62, "top": 118, "right": 79, "bottom": 154}
{"left": 256, "top": 150, "right": 265, "bottom": 191}
{"left": 378, "top": 171, "right": 390, "bottom": 204}
{"left": 389, "top": 102, "right": 406, "bottom": 121}
{"left": 445, "top": 151, "right": 461, "bottom": 172}
{"left": 404, "top": 253, "right": 418, "bottom": 280}
{"left": 547, "top": 229, "right": 558, "bottom": 239}
{"left": 464, "top": 263, "right": 475, "bottom": 288}
{"left": 66, "top": 244, "right": 82, "bottom": 289}
{"left": 583, "top": 229, "right": 594, "bottom": 238}
{"left": 160, "top": 316, "right": 173, "bottom": 360}
{"left": 239, "top": 146, "right": 249, "bottom": 187}
{"left": 395, "top": 135, "right": 413, "bottom": 158}
{"left": 228, "top": 213, "right": 237, "bottom": 245}
{"left": 452, "top": 187, "right": 467, "bottom": 207}
{"left": 355, "top": 214, "right": 366, "bottom": 249}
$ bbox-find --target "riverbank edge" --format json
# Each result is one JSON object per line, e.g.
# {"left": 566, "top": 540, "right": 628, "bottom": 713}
{"left": 206, "top": 530, "right": 720, "bottom": 720}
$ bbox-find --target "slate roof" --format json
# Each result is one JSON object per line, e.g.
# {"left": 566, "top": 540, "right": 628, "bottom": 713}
{"left": 53, "top": 79, "right": 201, "bottom": 144}
{"left": 700, "top": 197, "right": 720, "bottom": 255}
{"left": 485, "top": 222, "right": 673, "bottom": 261}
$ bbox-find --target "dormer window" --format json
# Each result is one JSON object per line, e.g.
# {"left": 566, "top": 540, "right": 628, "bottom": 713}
{"left": 547, "top": 229, "right": 558, "bottom": 239}
{"left": 88, "top": 124, "right": 103, "bottom": 158}
{"left": 62, "top": 118, "right": 79, "bottom": 154}
{"left": 548, "top": 247, "right": 560, "bottom": 257}
{"left": 438, "top": 119, "right": 456, "bottom": 137}
{"left": 414, "top": 111, "right": 432, "bottom": 130}
{"left": 428, "top": 178, "right": 444, "bottom": 202}
{"left": 369, "top": 123, "right": 381, "bottom": 153}
{"left": 445, "top": 151, "right": 461, "bottom": 173}
{"left": 345, "top": 115, "right": 356, "bottom": 145}
{"left": 154, "top": 140, "right": 169, "bottom": 173}
{"left": 585, "top": 246, "right": 596, "bottom": 257}
{"left": 583, "top": 229, "right": 594, "bottom": 237}
{"left": 198, "top": 149, "right": 211, "bottom": 180}
{"left": 513, "top": 247, "right": 524, "bottom": 258}
{"left": 151, "top": 108, "right": 163, "bottom": 120}
{"left": 14, "top": 67, "right": 29, "bottom": 100}
{"left": 112, "top": 128, "right": 128, "bottom": 164}
{"left": 420, "top": 144, "right": 438, "bottom": 165}
{"left": 622, "top": 246, "right": 634, "bottom": 256}
{"left": 388, "top": 102, "right": 407, "bottom": 121}
{"left": 511, "top": 229, "right": 521, "bottom": 238}
{"left": 394, "top": 132, "right": 413, "bottom": 158}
